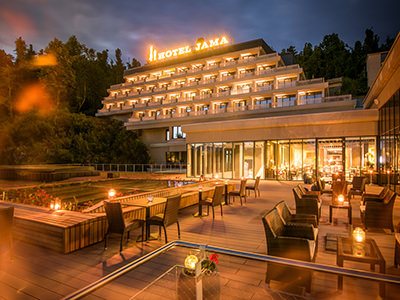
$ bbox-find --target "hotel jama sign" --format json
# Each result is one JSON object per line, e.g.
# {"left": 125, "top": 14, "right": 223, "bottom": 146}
{"left": 148, "top": 36, "right": 229, "bottom": 63}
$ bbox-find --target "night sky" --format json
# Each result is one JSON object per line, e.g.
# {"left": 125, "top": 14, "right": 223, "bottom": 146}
{"left": 1, "top": 0, "right": 399, "bottom": 64}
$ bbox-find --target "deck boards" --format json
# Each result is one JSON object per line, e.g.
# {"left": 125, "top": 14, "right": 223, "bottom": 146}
{"left": 0, "top": 181, "right": 400, "bottom": 299}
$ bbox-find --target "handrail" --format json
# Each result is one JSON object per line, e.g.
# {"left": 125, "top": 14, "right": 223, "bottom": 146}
{"left": 62, "top": 240, "right": 400, "bottom": 300}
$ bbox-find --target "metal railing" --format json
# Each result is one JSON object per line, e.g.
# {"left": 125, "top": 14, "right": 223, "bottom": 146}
{"left": 84, "top": 163, "right": 187, "bottom": 174}
{"left": 62, "top": 240, "right": 400, "bottom": 300}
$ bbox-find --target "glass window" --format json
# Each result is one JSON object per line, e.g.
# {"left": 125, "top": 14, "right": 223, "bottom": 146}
{"left": 254, "top": 142, "right": 265, "bottom": 179}
{"left": 233, "top": 143, "right": 243, "bottom": 178}
{"left": 203, "top": 143, "right": 213, "bottom": 177}
{"left": 223, "top": 143, "right": 233, "bottom": 179}
{"left": 277, "top": 140, "right": 289, "bottom": 180}
{"left": 290, "top": 140, "right": 303, "bottom": 180}
{"left": 345, "top": 137, "right": 361, "bottom": 181}
{"left": 213, "top": 143, "right": 223, "bottom": 178}
{"left": 166, "top": 129, "right": 170, "bottom": 141}
{"left": 318, "top": 138, "right": 344, "bottom": 182}
{"left": 172, "top": 126, "right": 186, "bottom": 139}
{"left": 244, "top": 142, "right": 254, "bottom": 179}
{"left": 265, "top": 141, "right": 277, "bottom": 179}
{"left": 303, "top": 139, "right": 316, "bottom": 180}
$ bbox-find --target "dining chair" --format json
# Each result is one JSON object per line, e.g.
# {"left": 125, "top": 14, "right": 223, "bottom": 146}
{"left": 229, "top": 179, "right": 247, "bottom": 205}
{"left": 199, "top": 185, "right": 225, "bottom": 218}
{"left": 104, "top": 201, "right": 144, "bottom": 252}
{"left": 146, "top": 194, "right": 181, "bottom": 243}
{"left": 245, "top": 176, "right": 261, "bottom": 197}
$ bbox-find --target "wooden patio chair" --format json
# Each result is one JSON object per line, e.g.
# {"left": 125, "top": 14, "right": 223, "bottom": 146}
{"left": 348, "top": 176, "right": 366, "bottom": 200}
{"left": 104, "top": 201, "right": 144, "bottom": 252}
{"left": 146, "top": 194, "right": 181, "bottom": 243}
{"left": 0, "top": 207, "right": 14, "bottom": 260}
{"left": 245, "top": 176, "right": 261, "bottom": 197}
{"left": 199, "top": 185, "right": 225, "bottom": 218}
{"left": 228, "top": 179, "right": 247, "bottom": 205}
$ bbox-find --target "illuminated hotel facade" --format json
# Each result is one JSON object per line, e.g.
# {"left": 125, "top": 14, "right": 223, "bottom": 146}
{"left": 96, "top": 36, "right": 379, "bottom": 181}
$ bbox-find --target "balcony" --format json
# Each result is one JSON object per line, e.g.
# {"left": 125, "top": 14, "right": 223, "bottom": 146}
{"left": 274, "top": 100, "right": 295, "bottom": 108}
{"left": 237, "top": 71, "right": 255, "bottom": 79}
{"left": 189, "top": 110, "right": 207, "bottom": 117}
{"left": 298, "top": 97, "right": 323, "bottom": 105}
{"left": 193, "top": 93, "right": 213, "bottom": 100}
{"left": 124, "top": 94, "right": 353, "bottom": 124}
{"left": 255, "top": 85, "right": 273, "bottom": 92}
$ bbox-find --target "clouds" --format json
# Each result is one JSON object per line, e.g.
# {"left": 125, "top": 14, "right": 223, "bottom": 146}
{"left": 0, "top": 0, "right": 399, "bottom": 63}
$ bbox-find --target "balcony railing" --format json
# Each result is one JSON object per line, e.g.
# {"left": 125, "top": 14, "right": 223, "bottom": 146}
{"left": 298, "top": 97, "right": 323, "bottom": 105}
{"left": 124, "top": 94, "right": 353, "bottom": 123}
{"left": 105, "top": 64, "right": 303, "bottom": 104}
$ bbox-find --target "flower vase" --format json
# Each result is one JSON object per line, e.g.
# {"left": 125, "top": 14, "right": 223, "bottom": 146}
{"left": 177, "top": 270, "right": 220, "bottom": 300}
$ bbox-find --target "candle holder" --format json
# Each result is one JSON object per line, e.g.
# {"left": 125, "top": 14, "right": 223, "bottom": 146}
{"left": 368, "top": 169, "right": 373, "bottom": 185}
{"left": 352, "top": 227, "right": 366, "bottom": 256}
{"left": 108, "top": 188, "right": 116, "bottom": 199}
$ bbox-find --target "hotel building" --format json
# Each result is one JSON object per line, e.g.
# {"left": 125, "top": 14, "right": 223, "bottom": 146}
{"left": 96, "top": 36, "right": 380, "bottom": 182}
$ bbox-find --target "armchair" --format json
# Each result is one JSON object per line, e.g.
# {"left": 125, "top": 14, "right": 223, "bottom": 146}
{"left": 360, "top": 190, "right": 397, "bottom": 232}
{"left": 348, "top": 176, "right": 366, "bottom": 200}
{"left": 361, "top": 186, "right": 389, "bottom": 204}
{"left": 293, "top": 185, "right": 321, "bottom": 224}
{"left": 262, "top": 208, "right": 316, "bottom": 293}
{"left": 275, "top": 201, "right": 318, "bottom": 228}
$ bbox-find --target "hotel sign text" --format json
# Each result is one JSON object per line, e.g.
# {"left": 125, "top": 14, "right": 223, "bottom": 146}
{"left": 148, "top": 36, "right": 229, "bottom": 63}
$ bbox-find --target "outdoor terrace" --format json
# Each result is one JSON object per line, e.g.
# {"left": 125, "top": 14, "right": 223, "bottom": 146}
{"left": 0, "top": 181, "right": 400, "bottom": 299}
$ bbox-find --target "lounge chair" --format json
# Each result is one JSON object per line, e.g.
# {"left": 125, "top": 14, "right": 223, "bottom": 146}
{"left": 360, "top": 190, "right": 397, "bottom": 232}
{"left": 275, "top": 200, "right": 318, "bottom": 228}
{"left": 293, "top": 185, "right": 321, "bottom": 224}
{"left": 262, "top": 208, "right": 316, "bottom": 293}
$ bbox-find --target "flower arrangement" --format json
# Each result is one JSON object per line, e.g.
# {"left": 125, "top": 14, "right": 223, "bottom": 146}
{"left": 184, "top": 253, "right": 219, "bottom": 276}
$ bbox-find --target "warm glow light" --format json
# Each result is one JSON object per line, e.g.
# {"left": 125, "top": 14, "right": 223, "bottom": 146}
{"left": 54, "top": 203, "right": 60, "bottom": 210}
{"left": 369, "top": 169, "right": 373, "bottom": 174}
{"left": 50, "top": 203, "right": 54, "bottom": 209}
{"left": 33, "top": 54, "right": 57, "bottom": 66}
{"left": 184, "top": 254, "right": 198, "bottom": 270}
{"left": 108, "top": 189, "right": 116, "bottom": 198}
{"left": 14, "top": 82, "right": 54, "bottom": 116}
{"left": 387, "top": 169, "right": 391, "bottom": 174}
{"left": 338, "top": 194, "right": 344, "bottom": 203}
{"left": 353, "top": 227, "right": 365, "bottom": 243}
{"left": 149, "top": 36, "right": 229, "bottom": 63}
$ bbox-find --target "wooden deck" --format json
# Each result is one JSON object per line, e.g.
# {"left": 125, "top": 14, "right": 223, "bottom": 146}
{"left": 0, "top": 181, "right": 400, "bottom": 299}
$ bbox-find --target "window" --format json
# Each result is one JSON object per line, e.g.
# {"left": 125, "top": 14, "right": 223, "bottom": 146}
{"left": 166, "top": 129, "right": 170, "bottom": 141}
{"left": 172, "top": 126, "right": 186, "bottom": 139}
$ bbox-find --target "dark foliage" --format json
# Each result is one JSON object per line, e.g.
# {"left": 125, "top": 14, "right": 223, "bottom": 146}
{"left": 0, "top": 36, "right": 149, "bottom": 165}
